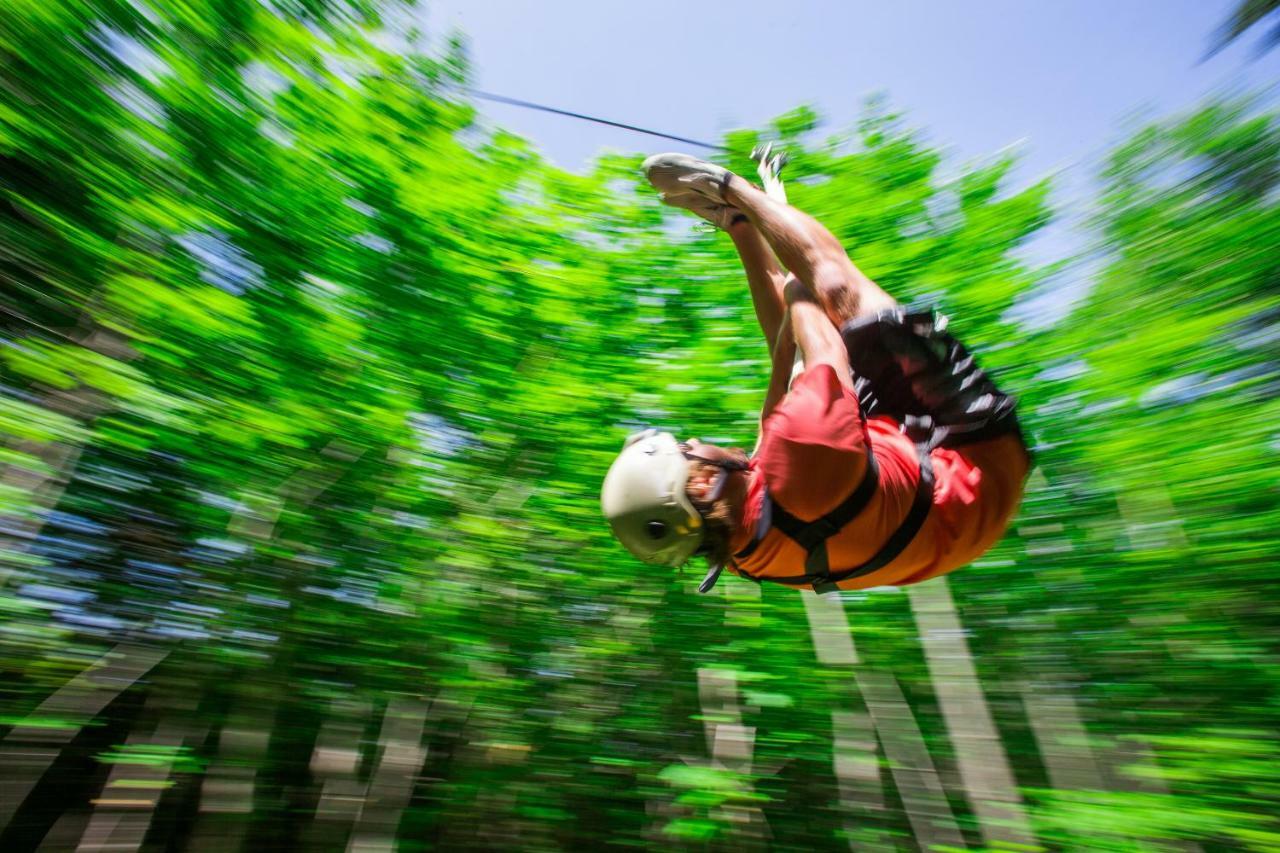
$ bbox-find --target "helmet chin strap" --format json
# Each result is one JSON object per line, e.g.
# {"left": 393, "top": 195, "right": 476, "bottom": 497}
{"left": 702, "top": 457, "right": 747, "bottom": 503}
{"left": 678, "top": 452, "right": 747, "bottom": 594}
{"left": 691, "top": 457, "right": 748, "bottom": 594}
{"left": 704, "top": 468, "right": 730, "bottom": 504}
{"left": 698, "top": 563, "right": 725, "bottom": 593}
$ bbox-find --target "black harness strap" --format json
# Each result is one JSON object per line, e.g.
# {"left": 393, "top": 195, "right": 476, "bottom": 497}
{"left": 733, "top": 438, "right": 878, "bottom": 566}
{"left": 732, "top": 486, "right": 772, "bottom": 562}
{"left": 813, "top": 443, "right": 934, "bottom": 593}
{"left": 732, "top": 442, "right": 935, "bottom": 594}
{"left": 767, "top": 453, "right": 879, "bottom": 581}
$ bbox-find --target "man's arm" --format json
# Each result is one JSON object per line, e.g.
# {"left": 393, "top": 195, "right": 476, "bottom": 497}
{"left": 762, "top": 277, "right": 855, "bottom": 423}
{"left": 728, "top": 219, "right": 789, "bottom": 349}
{"left": 729, "top": 148, "right": 794, "bottom": 351}
{"left": 761, "top": 307, "right": 798, "bottom": 421}
{"left": 783, "top": 279, "right": 855, "bottom": 393}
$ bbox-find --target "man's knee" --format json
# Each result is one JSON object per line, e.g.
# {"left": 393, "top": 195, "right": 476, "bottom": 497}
{"left": 811, "top": 259, "right": 862, "bottom": 324}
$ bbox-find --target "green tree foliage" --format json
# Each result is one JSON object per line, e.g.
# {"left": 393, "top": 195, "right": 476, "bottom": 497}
{"left": 1207, "top": 0, "right": 1280, "bottom": 56}
{"left": 1019, "top": 99, "right": 1280, "bottom": 849}
{"left": 1, "top": 1, "right": 1277, "bottom": 850}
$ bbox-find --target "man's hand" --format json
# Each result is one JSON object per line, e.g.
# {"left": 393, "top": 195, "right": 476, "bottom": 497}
{"left": 751, "top": 143, "right": 789, "bottom": 203}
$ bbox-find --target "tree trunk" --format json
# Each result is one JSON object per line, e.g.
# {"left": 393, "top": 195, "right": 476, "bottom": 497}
{"left": 74, "top": 690, "right": 201, "bottom": 853}
{"left": 830, "top": 709, "right": 889, "bottom": 851}
{"left": 907, "top": 578, "right": 1037, "bottom": 849}
{"left": 855, "top": 668, "right": 967, "bottom": 851}
{"left": 696, "top": 668, "right": 754, "bottom": 773}
{"left": 1021, "top": 683, "right": 1106, "bottom": 792}
{"left": 801, "top": 591, "right": 965, "bottom": 851}
{"left": 186, "top": 691, "right": 277, "bottom": 852}
{"left": 694, "top": 667, "right": 771, "bottom": 844}
{"left": 306, "top": 698, "right": 371, "bottom": 847}
{"left": 346, "top": 695, "right": 431, "bottom": 853}
{"left": 0, "top": 644, "right": 168, "bottom": 834}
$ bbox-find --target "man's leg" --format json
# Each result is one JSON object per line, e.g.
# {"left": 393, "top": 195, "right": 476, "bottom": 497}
{"left": 722, "top": 175, "right": 897, "bottom": 327}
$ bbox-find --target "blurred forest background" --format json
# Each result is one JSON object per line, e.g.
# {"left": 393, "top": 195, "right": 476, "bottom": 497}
{"left": 1, "top": 1, "right": 1278, "bottom": 850}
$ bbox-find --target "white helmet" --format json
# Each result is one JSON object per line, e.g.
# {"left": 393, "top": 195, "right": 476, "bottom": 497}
{"left": 600, "top": 430, "right": 704, "bottom": 567}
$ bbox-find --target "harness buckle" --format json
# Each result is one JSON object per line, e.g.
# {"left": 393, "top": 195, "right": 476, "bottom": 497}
{"left": 903, "top": 414, "right": 936, "bottom": 445}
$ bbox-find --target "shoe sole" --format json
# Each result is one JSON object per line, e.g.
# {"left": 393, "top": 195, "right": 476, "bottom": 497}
{"left": 643, "top": 153, "right": 730, "bottom": 203}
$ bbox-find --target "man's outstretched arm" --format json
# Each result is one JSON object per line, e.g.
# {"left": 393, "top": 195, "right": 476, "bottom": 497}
{"left": 761, "top": 309, "right": 798, "bottom": 421}
{"left": 727, "top": 218, "right": 790, "bottom": 354}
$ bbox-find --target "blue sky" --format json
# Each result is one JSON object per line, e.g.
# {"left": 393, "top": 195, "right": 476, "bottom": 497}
{"left": 427, "top": 1, "right": 1277, "bottom": 175}
{"left": 424, "top": 2, "right": 1278, "bottom": 322}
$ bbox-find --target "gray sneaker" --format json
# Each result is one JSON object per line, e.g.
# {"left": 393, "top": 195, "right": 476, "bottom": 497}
{"left": 643, "top": 153, "right": 734, "bottom": 204}
{"left": 659, "top": 190, "right": 744, "bottom": 230}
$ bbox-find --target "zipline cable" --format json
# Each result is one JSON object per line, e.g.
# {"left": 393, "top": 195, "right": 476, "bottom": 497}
{"left": 466, "top": 88, "right": 732, "bottom": 153}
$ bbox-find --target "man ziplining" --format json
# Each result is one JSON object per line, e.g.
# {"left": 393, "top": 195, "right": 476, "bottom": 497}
{"left": 601, "top": 150, "right": 1031, "bottom": 594}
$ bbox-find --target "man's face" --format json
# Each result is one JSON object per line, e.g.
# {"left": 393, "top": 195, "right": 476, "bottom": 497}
{"left": 680, "top": 438, "right": 731, "bottom": 500}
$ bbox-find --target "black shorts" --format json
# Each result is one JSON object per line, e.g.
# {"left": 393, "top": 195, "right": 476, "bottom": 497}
{"left": 840, "top": 306, "right": 1026, "bottom": 452}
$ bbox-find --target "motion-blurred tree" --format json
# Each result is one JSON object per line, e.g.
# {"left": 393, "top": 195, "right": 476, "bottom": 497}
{"left": 1, "top": 1, "right": 1278, "bottom": 850}
{"left": 1207, "top": 0, "right": 1280, "bottom": 56}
